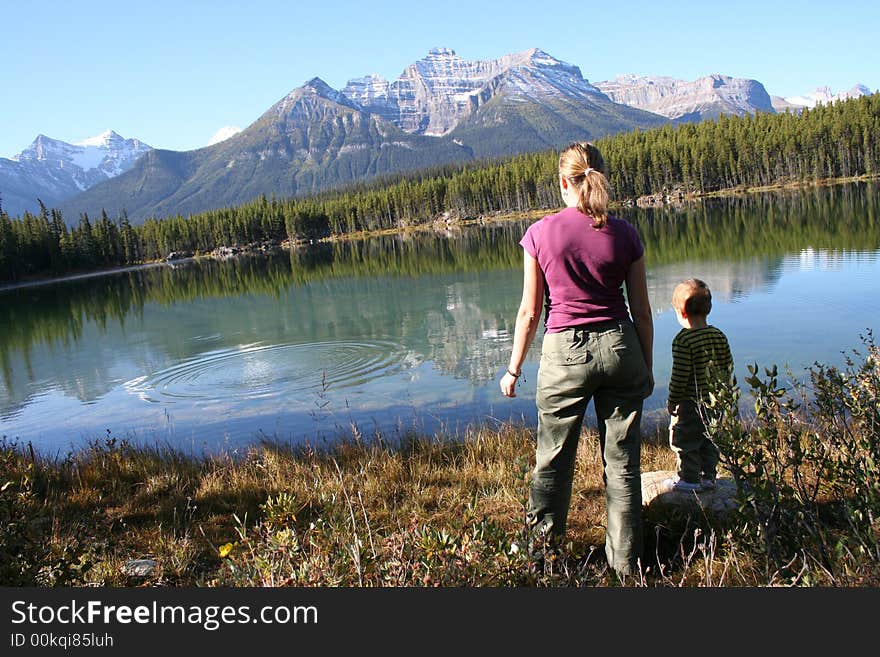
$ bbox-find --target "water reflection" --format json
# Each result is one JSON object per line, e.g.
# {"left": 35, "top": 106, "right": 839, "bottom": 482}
{"left": 1, "top": 183, "right": 878, "bottom": 452}
{"left": 124, "top": 339, "right": 412, "bottom": 403}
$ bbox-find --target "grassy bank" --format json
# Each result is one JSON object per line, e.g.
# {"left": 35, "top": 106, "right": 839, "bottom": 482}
{"left": 1, "top": 424, "right": 680, "bottom": 587}
{"left": 3, "top": 335, "right": 880, "bottom": 588}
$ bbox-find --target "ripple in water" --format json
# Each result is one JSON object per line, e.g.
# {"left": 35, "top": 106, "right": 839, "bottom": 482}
{"left": 124, "top": 340, "right": 407, "bottom": 404}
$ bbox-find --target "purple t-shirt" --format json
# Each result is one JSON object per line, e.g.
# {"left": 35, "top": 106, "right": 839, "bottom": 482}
{"left": 520, "top": 206, "right": 644, "bottom": 333}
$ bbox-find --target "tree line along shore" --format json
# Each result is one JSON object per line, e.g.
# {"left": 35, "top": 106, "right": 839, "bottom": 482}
{"left": 1, "top": 94, "right": 878, "bottom": 285}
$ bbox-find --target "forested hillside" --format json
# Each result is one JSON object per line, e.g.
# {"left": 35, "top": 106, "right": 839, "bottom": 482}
{"left": 1, "top": 94, "right": 877, "bottom": 284}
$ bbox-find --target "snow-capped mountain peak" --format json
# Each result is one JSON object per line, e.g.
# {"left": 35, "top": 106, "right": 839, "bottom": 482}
{"left": 521, "top": 48, "right": 560, "bottom": 67}
{"left": 75, "top": 129, "right": 123, "bottom": 148}
{"left": 341, "top": 46, "right": 607, "bottom": 136}
{"left": 14, "top": 130, "right": 150, "bottom": 176}
{"left": 784, "top": 84, "right": 872, "bottom": 109}
{"left": 0, "top": 130, "right": 153, "bottom": 217}
{"left": 207, "top": 126, "right": 242, "bottom": 147}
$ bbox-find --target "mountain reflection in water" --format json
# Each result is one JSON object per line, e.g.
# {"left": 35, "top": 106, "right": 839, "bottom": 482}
{"left": 1, "top": 182, "right": 878, "bottom": 453}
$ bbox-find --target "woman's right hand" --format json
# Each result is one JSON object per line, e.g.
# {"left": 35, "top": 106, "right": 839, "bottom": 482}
{"left": 500, "top": 371, "right": 519, "bottom": 397}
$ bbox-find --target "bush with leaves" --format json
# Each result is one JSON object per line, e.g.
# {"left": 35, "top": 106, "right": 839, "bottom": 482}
{"left": 0, "top": 443, "right": 48, "bottom": 585}
{"left": 705, "top": 334, "right": 880, "bottom": 584}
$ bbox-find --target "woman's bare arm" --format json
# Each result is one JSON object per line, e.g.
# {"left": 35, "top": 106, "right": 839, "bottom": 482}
{"left": 625, "top": 256, "right": 654, "bottom": 396}
{"left": 500, "top": 252, "right": 544, "bottom": 397}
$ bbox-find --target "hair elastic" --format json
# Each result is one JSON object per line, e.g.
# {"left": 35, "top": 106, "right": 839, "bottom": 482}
{"left": 584, "top": 167, "right": 595, "bottom": 176}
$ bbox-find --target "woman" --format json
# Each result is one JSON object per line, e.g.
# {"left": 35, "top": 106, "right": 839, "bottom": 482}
{"left": 500, "top": 142, "right": 654, "bottom": 576}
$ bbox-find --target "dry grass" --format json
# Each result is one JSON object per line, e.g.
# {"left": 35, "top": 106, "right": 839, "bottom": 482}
{"left": 2, "top": 425, "right": 657, "bottom": 586}
{"left": 2, "top": 410, "right": 877, "bottom": 587}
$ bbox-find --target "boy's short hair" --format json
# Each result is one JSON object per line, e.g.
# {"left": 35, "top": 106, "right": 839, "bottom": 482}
{"left": 673, "top": 278, "right": 712, "bottom": 317}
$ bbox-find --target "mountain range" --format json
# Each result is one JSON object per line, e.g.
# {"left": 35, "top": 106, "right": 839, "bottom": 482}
{"left": 781, "top": 84, "right": 873, "bottom": 109}
{"left": 57, "top": 48, "right": 670, "bottom": 223}
{"left": 0, "top": 131, "right": 151, "bottom": 218}
{"left": 1, "top": 47, "right": 873, "bottom": 223}
{"left": 594, "top": 74, "right": 775, "bottom": 122}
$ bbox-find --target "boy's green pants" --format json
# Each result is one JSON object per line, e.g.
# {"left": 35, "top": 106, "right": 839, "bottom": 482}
{"left": 668, "top": 400, "right": 720, "bottom": 484}
{"left": 527, "top": 320, "right": 652, "bottom": 576}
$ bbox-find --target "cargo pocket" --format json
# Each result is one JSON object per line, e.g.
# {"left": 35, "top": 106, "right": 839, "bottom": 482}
{"left": 537, "top": 330, "right": 591, "bottom": 397}
{"left": 607, "top": 325, "right": 650, "bottom": 392}
{"left": 540, "top": 330, "right": 590, "bottom": 366}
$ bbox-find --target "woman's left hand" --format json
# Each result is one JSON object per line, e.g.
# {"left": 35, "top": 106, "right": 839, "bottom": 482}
{"left": 500, "top": 371, "right": 519, "bottom": 398}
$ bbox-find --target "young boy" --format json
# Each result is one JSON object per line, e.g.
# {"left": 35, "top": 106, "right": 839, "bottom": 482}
{"left": 664, "top": 278, "right": 733, "bottom": 493}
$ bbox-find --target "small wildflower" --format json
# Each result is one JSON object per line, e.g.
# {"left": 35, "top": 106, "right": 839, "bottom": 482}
{"left": 218, "top": 543, "right": 234, "bottom": 558}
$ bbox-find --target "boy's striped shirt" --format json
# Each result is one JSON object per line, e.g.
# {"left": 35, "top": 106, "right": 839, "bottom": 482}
{"left": 668, "top": 326, "right": 733, "bottom": 404}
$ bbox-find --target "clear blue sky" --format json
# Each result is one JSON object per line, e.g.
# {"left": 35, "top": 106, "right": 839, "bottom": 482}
{"left": 2, "top": 0, "right": 877, "bottom": 158}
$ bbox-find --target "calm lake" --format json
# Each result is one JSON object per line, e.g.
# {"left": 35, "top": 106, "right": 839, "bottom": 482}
{"left": 2, "top": 182, "right": 879, "bottom": 455}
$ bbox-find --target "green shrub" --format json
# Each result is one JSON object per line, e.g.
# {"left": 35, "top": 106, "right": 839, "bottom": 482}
{"left": 706, "top": 334, "right": 880, "bottom": 584}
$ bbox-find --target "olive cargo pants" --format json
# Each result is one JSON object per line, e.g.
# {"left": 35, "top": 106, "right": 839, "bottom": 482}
{"left": 668, "top": 400, "right": 720, "bottom": 484}
{"left": 528, "top": 320, "right": 651, "bottom": 575}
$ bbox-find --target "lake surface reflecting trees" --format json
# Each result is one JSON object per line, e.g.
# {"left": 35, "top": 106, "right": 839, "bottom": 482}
{"left": 2, "top": 183, "right": 879, "bottom": 454}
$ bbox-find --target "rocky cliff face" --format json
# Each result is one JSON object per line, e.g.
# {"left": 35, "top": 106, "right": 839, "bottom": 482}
{"left": 0, "top": 130, "right": 151, "bottom": 217}
{"left": 595, "top": 74, "right": 775, "bottom": 121}
{"left": 343, "top": 47, "right": 610, "bottom": 136}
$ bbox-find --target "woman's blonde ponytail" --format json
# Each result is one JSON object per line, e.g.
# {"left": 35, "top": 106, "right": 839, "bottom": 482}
{"left": 558, "top": 142, "right": 610, "bottom": 228}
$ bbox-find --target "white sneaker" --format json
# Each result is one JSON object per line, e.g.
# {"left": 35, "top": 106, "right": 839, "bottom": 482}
{"left": 662, "top": 476, "right": 701, "bottom": 493}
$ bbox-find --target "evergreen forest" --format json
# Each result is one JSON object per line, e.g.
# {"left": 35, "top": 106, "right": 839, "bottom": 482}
{"left": 1, "top": 94, "right": 878, "bottom": 284}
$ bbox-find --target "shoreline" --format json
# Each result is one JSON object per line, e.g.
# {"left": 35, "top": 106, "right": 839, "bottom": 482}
{"left": 0, "top": 259, "right": 176, "bottom": 292}
{"left": 3, "top": 173, "right": 878, "bottom": 292}
{"left": 697, "top": 172, "right": 880, "bottom": 199}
